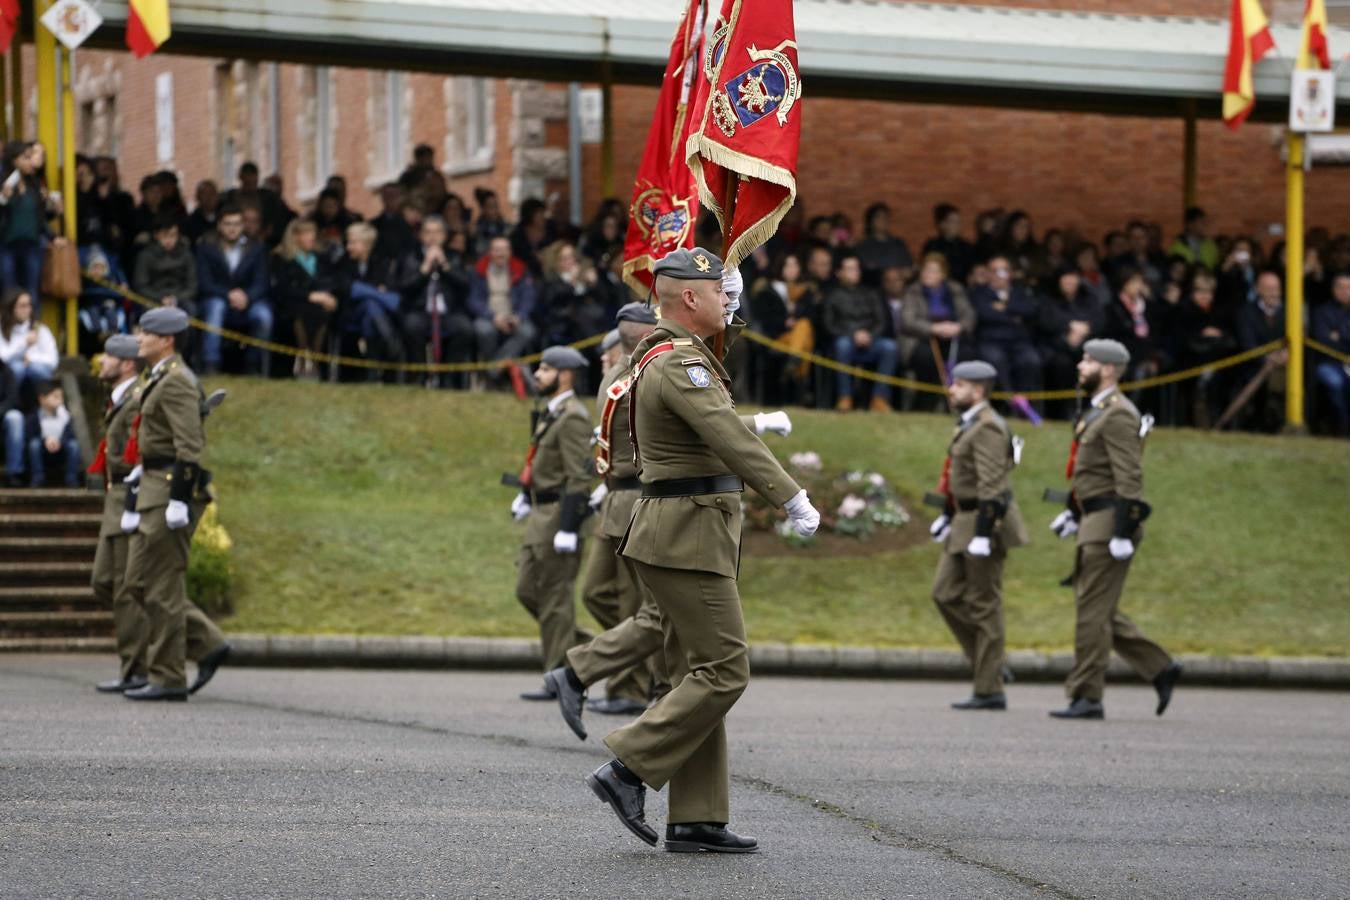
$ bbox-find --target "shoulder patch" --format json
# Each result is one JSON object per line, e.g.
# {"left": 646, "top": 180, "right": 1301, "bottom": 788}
{"left": 686, "top": 365, "right": 712, "bottom": 388}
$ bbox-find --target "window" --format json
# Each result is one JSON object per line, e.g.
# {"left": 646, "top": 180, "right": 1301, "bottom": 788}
{"left": 444, "top": 77, "right": 495, "bottom": 175}
{"left": 297, "top": 66, "right": 334, "bottom": 195}
{"left": 368, "top": 70, "right": 406, "bottom": 180}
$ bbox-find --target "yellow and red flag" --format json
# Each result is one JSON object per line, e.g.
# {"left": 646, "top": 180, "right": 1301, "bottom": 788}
{"left": 686, "top": 0, "right": 801, "bottom": 267}
{"left": 622, "top": 0, "right": 707, "bottom": 295}
{"left": 1222, "top": 0, "right": 1276, "bottom": 129}
{"left": 127, "top": 0, "right": 171, "bottom": 58}
{"left": 1298, "top": 0, "right": 1332, "bottom": 69}
{"left": 0, "top": 0, "right": 20, "bottom": 54}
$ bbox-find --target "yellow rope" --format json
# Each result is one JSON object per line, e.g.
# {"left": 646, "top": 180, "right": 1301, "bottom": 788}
{"left": 1308, "top": 337, "right": 1350, "bottom": 366}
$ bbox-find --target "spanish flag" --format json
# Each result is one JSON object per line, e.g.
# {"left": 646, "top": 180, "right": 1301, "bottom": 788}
{"left": 0, "top": 0, "right": 19, "bottom": 54}
{"left": 127, "top": 0, "right": 170, "bottom": 58}
{"left": 1299, "top": 0, "right": 1332, "bottom": 70}
{"left": 1222, "top": 0, "right": 1276, "bottom": 129}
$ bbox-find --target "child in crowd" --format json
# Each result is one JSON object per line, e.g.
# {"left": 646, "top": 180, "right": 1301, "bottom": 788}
{"left": 24, "top": 380, "right": 81, "bottom": 488}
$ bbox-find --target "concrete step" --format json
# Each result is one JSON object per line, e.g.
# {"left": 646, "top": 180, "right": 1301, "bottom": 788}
{"left": 0, "top": 489, "right": 103, "bottom": 516}
{"left": 0, "top": 536, "right": 98, "bottom": 563}
{"left": 0, "top": 609, "right": 114, "bottom": 638}
{"left": 0, "top": 586, "right": 101, "bottom": 612}
{"left": 0, "top": 513, "right": 103, "bottom": 537}
{"left": 0, "top": 636, "right": 115, "bottom": 653}
{"left": 0, "top": 561, "right": 96, "bottom": 587}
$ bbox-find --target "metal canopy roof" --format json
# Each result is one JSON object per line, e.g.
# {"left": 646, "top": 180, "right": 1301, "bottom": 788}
{"left": 87, "top": 0, "right": 1349, "bottom": 120}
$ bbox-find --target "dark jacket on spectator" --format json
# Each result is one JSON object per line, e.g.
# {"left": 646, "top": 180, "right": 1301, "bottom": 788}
{"left": 1312, "top": 301, "right": 1350, "bottom": 356}
{"left": 1102, "top": 293, "right": 1170, "bottom": 368}
{"left": 196, "top": 234, "right": 269, "bottom": 304}
{"left": 1177, "top": 295, "right": 1238, "bottom": 365}
{"left": 898, "top": 280, "right": 976, "bottom": 365}
{"left": 372, "top": 212, "right": 416, "bottom": 262}
{"left": 272, "top": 254, "right": 339, "bottom": 333}
{"left": 468, "top": 255, "right": 536, "bottom": 321}
{"left": 24, "top": 410, "right": 76, "bottom": 445}
{"left": 824, "top": 284, "right": 884, "bottom": 339}
{"left": 1037, "top": 287, "right": 1104, "bottom": 361}
{"left": 133, "top": 239, "right": 198, "bottom": 308}
{"left": 855, "top": 235, "right": 913, "bottom": 282}
{"left": 399, "top": 246, "right": 471, "bottom": 317}
{"left": 331, "top": 252, "right": 402, "bottom": 331}
{"left": 970, "top": 283, "right": 1039, "bottom": 346}
{"left": 749, "top": 280, "right": 818, "bottom": 337}
{"left": 536, "top": 275, "right": 610, "bottom": 346}
{"left": 183, "top": 207, "right": 218, "bottom": 246}
{"left": 1236, "top": 301, "right": 1285, "bottom": 354}
{"left": 920, "top": 236, "right": 976, "bottom": 284}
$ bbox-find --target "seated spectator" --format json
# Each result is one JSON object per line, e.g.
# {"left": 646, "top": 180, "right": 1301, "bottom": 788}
{"left": 182, "top": 179, "right": 220, "bottom": 245}
{"left": 441, "top": 193, "right": 471, "bottom": 240}
{"left": 261, "top": 173, "right": 298, "bottom": 246}
{"left": 372, "top": 183, "right": 416, "bottom": 262}
{"left": 920, "top": 203, "right": 975, "bottom": 285}
{"left": 973, "top": 208, "right": 1003, "bottom": 264}
{"left": 1177, "top": 271, "right": 1237, "bottom": 427}
{"left": 900, "top": 254, "right": 975, "bottom": 390}
{"left": 272, "top": 220, "right": 339, "bottom": 379}
{"left": 997, "top": 210, "right": 1039, "bottom": 283}
{"left": 1074, "top": 243, "right": 1112, "bottom": 309}
{"left": 133, "top": 216, "right": 197, "bottom": 316}
{"left": 1, "top": 359, "right": 21, "bottom": 486}
{"left": 77, "top": 246, "right": 130, "bottom": 356}
{"left": 333, "top": 222, "right": 404, "bottom": 378}
{"left": 969, "top": 255, "right": 1043, "bottom": 397}
{"left": 1234, "top": 271, "right": 1289, "bottom": 432}
{"left": 472, "top": 188, "right": 509, "bottom": 257}
{"left": 824, "top": 252, "right": 896, "bottom": 412}
{"left": 748, "top": 252, "right": 818, "bottom": 403}
{"left": 0, "top": 288, "right": 58, "bottom": 388}
{"left": 468, "top": 236, "right": 538, "bottom": 378}
{"left": 1037, "top": 266, "right": 1104, "bottom": 416}
{"left": 197, "top": 204, "right": 273, "bottom": 375}
{"left": 1312, "top": 271, "right": 1350, "bottom": 435}
{"left": 855, "top": 202, "right": 913, "bottom": 287}
{"left": 878, "top": 265, "right": 906, "bottom": 344}
{"left": 1109, "top": 220, "right": 1166, "bottom": 296}
{"left": 1103, "top": 267, "right": 1167, "bottom": 382}
{"left": 579, "top": 208, "right": 624, "bottom": 272}
{"left": 510, "top": 197, "right": 557, "bottom": 277}
{"left": 25, "top": 380, "right": 80, "bottom": 488}
{"left": 311, "top": 188, "right": 359, "bottom": 262}
{"left": 536, "top": 241, "right": 608, "bottom": 348}
{"left": 1039, "top": 229, "right": 1071, "bottom": 283}
{"left": 399, "top": 216, "right": 474, "bottom": 382}
{"left": 1169, "top": 206, "right": 1220, "bottom": 271}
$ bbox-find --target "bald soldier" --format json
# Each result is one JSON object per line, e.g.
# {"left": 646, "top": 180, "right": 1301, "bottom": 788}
{"left": 928, "top": 360, "right": 1028, "bottom": 711}
{"left": 1048, "top": 338, "right": 1182, "bottom": 720}
{"left": 514, "top": 345, "right": 596, "bottom": 700}
{"left": 121, "top": 307, "right": 231, "bottom": 701}
{"left": 583, "top": 248, "right": 820, "bottom": 855}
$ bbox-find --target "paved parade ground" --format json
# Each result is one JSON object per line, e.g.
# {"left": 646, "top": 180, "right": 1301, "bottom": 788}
{"left": 2, "top": 655, "right": 1347, "bottom": 899}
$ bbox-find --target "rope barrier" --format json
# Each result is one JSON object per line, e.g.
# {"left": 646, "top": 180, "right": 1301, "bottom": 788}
{"left": 1308, "top": 337, "right": 1350, "bottom": 366}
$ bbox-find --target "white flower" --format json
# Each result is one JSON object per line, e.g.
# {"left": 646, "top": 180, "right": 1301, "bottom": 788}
{"left": 867, "top": 472, "right": 885, "bottom": 487}
{"left": 790, "top": 451, "right": 822, "bottom": 472}
{"left": 838, "top": 494, "right": 867, "bottom": 519}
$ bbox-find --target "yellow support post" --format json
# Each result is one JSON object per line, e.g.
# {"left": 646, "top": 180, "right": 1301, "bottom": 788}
{"left": 1285, "top": 132, "right": 1306, "bottom": 432}
{"left": 9, "top": 47, "right": 20, "bottom": 141}
{"left": 61, "top": 48, "right": 78, "bottom": 356}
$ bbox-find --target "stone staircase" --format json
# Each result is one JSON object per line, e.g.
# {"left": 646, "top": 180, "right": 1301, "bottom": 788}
{"left": 0, "top": 489, "right": 113, "bottom": 652}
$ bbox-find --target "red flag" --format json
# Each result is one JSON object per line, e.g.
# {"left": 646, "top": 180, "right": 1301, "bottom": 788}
{"left": 621, "top": 0, "right": 706, "bottom": 296}
{"left": 687, "top": 0, "right": 801, "bottom": 267}
{"left": 1222, "top": 0, "right": 1276, "bottom": 130}
{"left": 0, "top": 0, "right": 20, "bottom": 54}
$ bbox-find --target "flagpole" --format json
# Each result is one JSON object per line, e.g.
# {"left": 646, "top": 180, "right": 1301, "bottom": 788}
{"left": 715, "top": 170, "right": 738, "bottom": 359}
{"left": 1284, "top": 132, "right": 1306, "bottom": 432}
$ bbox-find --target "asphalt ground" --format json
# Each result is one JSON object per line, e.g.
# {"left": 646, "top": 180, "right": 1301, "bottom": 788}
{"left": 1, "top": 655, "right": 1347, "bottom": 899}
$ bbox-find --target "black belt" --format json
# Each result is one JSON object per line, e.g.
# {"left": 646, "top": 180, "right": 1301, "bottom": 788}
{"left": 1080, "top": 495, "right": 1118, "bottom": 513}
{"left": 952, "top": 497, "right": 979, "bottom": 512}
{"left": 642, "top": 475, "right": 743, "bottom": 498}
{"left": 608, "top": 475, "right": 642, "bottom": 491}
{"left": 531, "top": 489, "right": 560, "bottom": 505}
{"left": 141, "top": 456, "right": 175, "bottom": 471}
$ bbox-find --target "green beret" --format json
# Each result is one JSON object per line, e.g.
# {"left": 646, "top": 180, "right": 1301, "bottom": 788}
{"left": 1083, "top": 338, "right": 1130, "bottom": 367}
{"left": 616, "top": 301, "right": 658, "bottom": 325}
{"left": 104, "top": 334, "right": 141, "bottom": 360}
{"left": 139, "top": 306, "right": 190, "bottom": 336}
{"left": 653, "top": 247, "right": 723, "bottom": 281}
{"left": 541, "top": 345, "right": 588, "bottom": 370}
{"left": 951, "top": 360, "right": 997, "bottom": 383}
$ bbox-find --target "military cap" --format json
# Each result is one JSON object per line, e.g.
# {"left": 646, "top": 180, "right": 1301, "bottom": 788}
{"left": 951, "top": 360, "right": 998, "bottom": 383}
{"left": 1083, "top": 338, "right": 1130, "bottom": 367}
{"left": 540, "top": 345, "right": 588, "bottom": 370}
{"left": 600, "top": 329, "right": 621, "bottom": 353}
{"left": 104, "top": 334, "right": 141, "bottom": 360}
{"left": 653, "top": 247, "right": 723, "bottom": 281}
{"left": 139, "top": 306, "right": 190, "bottom": 336}
{"left": 616, "top": 301, "right": 658, "bottom": 325}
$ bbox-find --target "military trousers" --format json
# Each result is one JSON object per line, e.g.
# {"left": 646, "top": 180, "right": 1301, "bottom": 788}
{"left": 123, "top": 505, "right": 228, "bottom": 690}
{"left": 516, "top": 542, "right": 590, "bottom": 672}
{"left": 932, "top": 548, "right": 1007, "bottom": 696}
{"left": 568, "top": 556, "right": 669, "bottom": 701}
{"left": 92, "top": 531, "right": 146, "bottom": 682}
{"left": 578, "top": 538, "right": 660, "bottom": 703}
{"left": 604, "top": 561, "right": 749, "bottom": 826}
{"left": 1064, "top": 543, "right": 1172, "bottom": 702}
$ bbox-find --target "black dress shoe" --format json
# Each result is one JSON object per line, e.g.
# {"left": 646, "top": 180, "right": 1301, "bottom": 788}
{"left": 586, "top": 760, "right": 657, "bottom": 847}
{"left": 664, "top": 823, "right": 759, "bottom": 854}
{"left": 586, "top": 697, "right": 648, "bottom": 716}
{"left": 124, "top": 684, "right": 188, "bottom": 702}
{"left": 1153, "top": 661, "right": 1183, "bottom": 716}
{"left": 1049, "top": 697, "right": 1104, "bottom": 719}
{"left": 545, "top": 666, "right": 587, "bottom": 741}
{"left": 96, "top": 674, "right": 148, "bottom": 694}
{"left": 190, "top": 643, "right": 231, "bottom": 695}
{"left": 520, "top": 681, "right": 557, "bottom": 701}
{"left": 951, "top": 692, "right": 1007, "bottom": 711}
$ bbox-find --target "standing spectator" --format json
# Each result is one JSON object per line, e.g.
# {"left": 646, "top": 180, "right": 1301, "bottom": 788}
{"left": 535, "top": 241, "right": 608, "bottom": 349}
{"left": 0, "top": 289, "right": 58, "bottom": 388}
{"left": 240, "top": 203, "right": 268, "bottom": 247}
{"left": 74, "top": 156, "right": 108, "bottom": 250}
{"left": 372, "top": 183, "right": 415, "bottom": 261}
{"left": 1102, "top": 268, "right": 1166, "bottom": 382}
{"left": 973, "top": 209, "right": 1003, "bottom": 264}
{"left": 1036, "top": 229, "right": 1070, "bottom": 286}
{"left": 855, "top": 202, "right": 914, "bottom": 287}
{"left": 473, "top": 189, "right": 509, "bottom": 257}
{"left": 182, "top": 180, "right": 220, "bottom": 245}
{"left": 510, "top": 197, "right": 557, "bottom": 278}
{"left": 1218, "top": 236, "right": 1260, "bottom": 312}
{"left": 399, "top": 216, "right": 474, "bottom": 383}
{"left": 224, "top": 162, "right": 285, "bottom": 244}
{"left": 93, "top": 156, "right": 135, "bottom": 260}
{"left": 272, "top": 220, "right": 338, "bottom": 379}
{"left": 196, "top": 204, "right": 273, "bottom": 375}
{"left": 133, "top": 217, "right": 198, "bottom": 317}
{"left": 1169, "top": 206, "right": 1220, "bottom": 271}
{"left": 0, "top": 141, "right": 50, "bottom": 314}
{"left": 1177, "top": 271, "right": 1237, "bottom": 427}
{"left": 261, "top": 173, "right": 298, "bottom": 245}
{"left": 399, "top": 143, "right": 437, "bottom": 189}
{"left": 440, "top": 193, "right": 471, "bottom": 240}
{"left": 1075, "top": 242, "right": 1112, "bottom": 309}
{"left": 579, "top": 208, "right": 624, "bottom": 271}
{"left": 1037, "top": 266, "right": 1104, "bottom": 417}
{"left": 900, "top": 254, "right": 976, "bottom": 390}
{"left": 922, "top": 203, "right": 976, "bottom": 284}
{"left": 25, "top": 381, "right": 80, "bottom": 488}
{"left": 997, "top": 210, "right": 1039, "bottom": 281}
{"left": 824, "top": 253, "right": 896, "bottom": 412}
{"left": 1312, "top": 271, "right": 1350, "bottom": 434}
{"left": 1, "top": 355, "right": 21, "bottom": 485}
{"left": 1234, "top": 272, "right": 1289, "bottom": 432}
{"left": 969, "top": 255, "right": 1043, "bottom": 398}
{"left": 468, "top": 236, "right": 538, "bottom": 375}
{"left": 748, "top": 253, "right": 817, "bottom": 403}
{"left": 332, "top": 222, "right": 404, "bottom": 377}
{"left": 128, "top": 173, "right": 167, "bottom": 254}
{"left": 311, "top": 188, "right": 359, "bottom": 262}
{"left": 1109, "top": 221, "right": 1166, "bottom": 295}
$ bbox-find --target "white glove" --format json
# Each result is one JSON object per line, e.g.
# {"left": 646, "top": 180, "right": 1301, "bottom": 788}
{"left": 510, "top": 493, "right": 531, "bottom": 522}
{"left": 928, "top": 514, "right": 951, "bottom": 543}
{"left": 1108, "top": 537, "right": 1135, "bottom": 561}
{"left": 120, "top": 510, "right": 141, "bottom": 534}
{"left": 966, "top": 536, "right": 992, "bottom": 557}
{"left": 124, "top": 464, "right": 143, "bottom": 485}
{"left": 1049, "top": 509, "right": 1078, "bottom": 539}
{"left": 753, "top": 410, "right": 792, "bottom": 437}
{"left": 165, "top": 500, "right": 191, "bottom": 530}
{"left": 784, "top": 489, "right": 820, "bottom": 537}
{"left": 588, "top": 483, "right": 609, "bottom": 510}
{"left": 553, "top": 531, "right": 579, "bottom": 554}
{"left": 722, "top": 266, "right": 743, "bottom": 324}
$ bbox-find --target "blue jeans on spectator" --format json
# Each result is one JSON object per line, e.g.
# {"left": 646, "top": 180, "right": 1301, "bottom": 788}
{"left": 978, "top": 340, "right": 1044, "bottom": 395}
{"left": 27, "top": 434, "right": 81, "bottom": 487}
{"left": 3, "top": 409, "right": 24, "bottom": 477}
{"left": 200, "top": 296, "right": 274, "bottom": 374}
{"left": 1315, "top": 360, "right": 1350, "bottom": 431}
{"left": 0, "top": 239, "right": 45, "bottom": 316}
{"left": 8, "top": 358, "right": 55, "bottom": 386}
{"left": 833, "top": 334, "right": 898, "bottom": 403}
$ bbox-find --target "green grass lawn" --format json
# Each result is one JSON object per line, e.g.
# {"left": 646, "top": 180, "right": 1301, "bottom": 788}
{"left": 203, "top": 377, "right": 1350, "bottom": 657}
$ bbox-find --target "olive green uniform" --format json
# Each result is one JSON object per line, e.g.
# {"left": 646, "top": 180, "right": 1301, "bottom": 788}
{"left": 932, "top": 404, "right": 1028, "bottom": 695}
{"left": 92, "top": 378, "right": 147, "bottom": 682}
{"left": 1064, "top": 387, "right": 1171, "bottom": 701}
{"left": 570, "top": 356, "right": 666, "bottom": 703}
{"left": 516, "top": 391, "right": 594, "bottom": 672}
{"left": 121, "top": 355, "right": 227, "bottom": 690}
{"left": 605, "top": 319, "right": 800, "bottom": 826}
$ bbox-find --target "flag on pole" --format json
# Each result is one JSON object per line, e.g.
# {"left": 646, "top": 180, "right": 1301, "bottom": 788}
{"left": 1222, "top": 0, "right": 1276, "bottom": 129}
{"left": 686, "top": 0, "right": 802, "bottom": 267}
{"left": 621, "top": 0, "right": 706, "bottom": 295}
{"left": 127, "top": 0, "right": 170, "bottom": 58}
{"left": 1298, "top": 0, "right": 1331, "bottom": 69}
{"left": 0, "top": 0, "right": 20, "bottom": 54}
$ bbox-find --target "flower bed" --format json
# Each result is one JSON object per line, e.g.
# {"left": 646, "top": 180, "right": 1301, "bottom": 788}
{"left": 745, "top": 452, "right": 911, "bottom": 548}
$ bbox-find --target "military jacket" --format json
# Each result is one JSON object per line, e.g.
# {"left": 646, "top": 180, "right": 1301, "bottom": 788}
{"left": 1071, "top": 387, "right": 1145, "bottom": 545}
{"left": 135, "top": 354, "right": 206, "bottom": 511}
{"left": 523, "top": 392, "right": 593, "bottom": 546}
{"left": 595, "top": 357, "right": 641, "bottom": 540}
{"left": 944, "top": 404, "right": 1028, "bottom": 552}
{"left": 619, "top": 318, "right": 800, "bottom": 578}
{"left": 98, "top": 380, "right": 142, "bottom": 538}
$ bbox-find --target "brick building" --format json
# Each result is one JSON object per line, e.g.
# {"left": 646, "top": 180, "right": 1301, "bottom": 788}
{"left": 16, "top": 0, "right": 1350, "bottom": 249}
